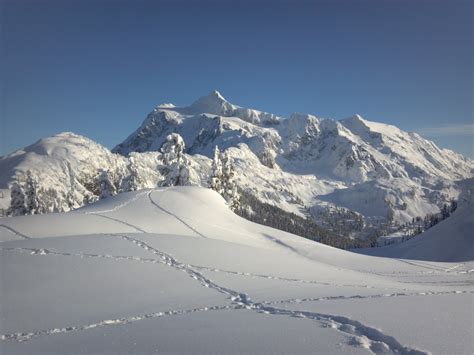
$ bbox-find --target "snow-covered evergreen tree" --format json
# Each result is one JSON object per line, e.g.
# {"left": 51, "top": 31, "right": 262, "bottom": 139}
{"left": 25, "top": 170, "right": 40, "bottom": 215}
{"left": 221, "top": 151, "right": 240, "bottom": 211}
{"left": 208, "top": 146, "right": 240, "bottom": 211}
{"left": 209, "top": 145, "right": 224, "bottom": 194}
{"left": 98, "top": 169, "right": 116, "bottom": 199}
{"left": 160, "top": 133, "right": 192, "bottom": 186}
{"left": 64, "top": 161, "right": 84, "bottom": 210}
{"left": 41, "top": 187, "right": 61, "bottom": 213}
{"left": 7, "top": 182, "right": 27, "bottom": 216}
{"left": 7, "top": 172, "right": 62, "bottom": 216}
{"left": 122, "top": 157, "right": 143, "bottom": 191}
{"left": 441, "top": 203, "right": 450, "bottom": 219}
{"left": 161, "top": 133, "right": 186, "bottom": 166}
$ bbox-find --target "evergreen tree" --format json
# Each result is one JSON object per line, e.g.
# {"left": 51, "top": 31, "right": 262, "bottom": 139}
{"left": 64, "top": 161, "right": 83, "bottom": 210}
{"left": 162, "top": 133, "right": 186, "bottom": 166}
{"left": 429, "top": 214, "right": 439, "bottom": 227}
{"left": 450, "top": 199, "right": 458, "bottom": 213}
{"left": 25, "top": 170, "right": 40, "bottom": 214}
{"left": 221, "top": 150, "right": 240, "bottom": 211}
{"left": 98, "top": 169, "right": 116, "bottom": 199}
{"left": 208, "top": 147, "right": 240, "bottom": 211}
{"left": 441, "top": 203, "right": 450, "bottom": 219}
{"left": 160, "top": 133, "right": 192, "bottom": 186}
{"left": 209, "top": 145, "right": 224, "bottom": 194}
{"left": 42, "top": 187, "right": 60, "bottom": 213}
{"left": 122, "top": 157, "right": 143, "bottom": 191}
{"left": 7, "top": 182, "right": 26, "bottom": 216}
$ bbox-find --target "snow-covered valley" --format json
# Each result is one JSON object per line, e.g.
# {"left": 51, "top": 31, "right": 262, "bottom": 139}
{"left": 1, "top": 187, "right": 473, "bottom": 354}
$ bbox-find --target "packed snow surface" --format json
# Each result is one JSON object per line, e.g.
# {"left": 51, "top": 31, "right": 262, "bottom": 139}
{"left": 1, "top": 187, "right": 472, "bottom": 354}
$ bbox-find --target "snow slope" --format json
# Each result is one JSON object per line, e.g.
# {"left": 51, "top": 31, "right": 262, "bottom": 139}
{"left": 356, "top": 179, "right": 474, "bottom": 262}
{"left": 357, "top": 206, "right": 474, "bottom": 262}
{"left": 1, "top": 187, "right": 473, "bottom": 354}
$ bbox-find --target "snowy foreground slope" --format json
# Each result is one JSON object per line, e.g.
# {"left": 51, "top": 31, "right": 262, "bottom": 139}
{"left": 1, "top": 187, "right": 473, "bottom": 354}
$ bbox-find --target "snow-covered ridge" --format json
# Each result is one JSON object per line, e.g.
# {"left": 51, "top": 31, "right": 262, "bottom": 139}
{"left": 187, "top": 90, "right": 282, "bottom": 125}
{"left": 114, "top": 90, "right": 472, "bottom": 182}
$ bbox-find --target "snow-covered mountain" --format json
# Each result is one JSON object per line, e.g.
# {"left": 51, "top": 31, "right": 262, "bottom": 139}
{"left": 0, "top": 90, "right": 472, "bottom": 240}
{"left": 0, "top": 132, "right": 208, "bottom": 213}
{"left": 114, "top": 90, "right": 471, "bottom": 182}
{"left": 1, "top": 187, "right": 473, "bottom": 354}
{"left": 112, "top": 90, "right": 472, "bottom": 225}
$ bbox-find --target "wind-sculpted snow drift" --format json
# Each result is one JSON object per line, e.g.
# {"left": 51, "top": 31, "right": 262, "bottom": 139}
{"left": 1, "top": 187, "right": 473, "bottom": 354}
{"left": 0, "top": 91, "right": 472, "bottom": 240}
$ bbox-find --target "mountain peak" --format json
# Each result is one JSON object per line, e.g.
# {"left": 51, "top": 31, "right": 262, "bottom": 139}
{"left": 341, "top": 114, "right": 366, "bottom": 123}
{"left": 210, "top": 90, "right": 226, "bottom": 101}
{"left": 188, "top": 90, "right": 232, "bottom": 115}
{"left": 193, "top": 90, "right": 228, "bottom": 105}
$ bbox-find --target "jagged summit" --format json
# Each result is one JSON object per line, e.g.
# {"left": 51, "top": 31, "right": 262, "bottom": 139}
{"left": 339, "top": 114, "right": 375, "bottom": 130}
{"left": 340, "top": 114, "right": 403, "bottom": 136}
{"left": 156, "top": 90, "right": 228, "bottom": 111}
{"left": 209, "top": 89, "right": 226, "bottom": 101}
{"left": 188, "top": 90, "right": 231, "bottom": 115}
{"left": 194, "top": 90, "right": 228, "bottom": 105}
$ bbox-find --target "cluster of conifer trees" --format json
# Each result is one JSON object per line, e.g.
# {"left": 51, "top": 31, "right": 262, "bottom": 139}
{"left": 7, "top": 135, "right": 240, "bottom": 215}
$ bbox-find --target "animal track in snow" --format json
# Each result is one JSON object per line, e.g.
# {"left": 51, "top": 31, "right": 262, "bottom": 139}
{"left": 89, "top": 213, "right": 147, "bottom": 233}
{"left": 1, "top": 233, "right": 452, "bottom": 354}
{"left": 1, "top": 304, "right": 236, "bottom": 343}
{"left": 120, "top": 234, "right": 430, "bottom": 355}
{"left": 148, "top": 191, "right": 207, "bottom": 238}
{"left": 83, "top": 189, "right": 151, "bottom": 215}
{"left": 262, "top": 290, "right": 473, "bottom": 305}
{"left": 0, "top": 224, "right": 31, "bottom": 239}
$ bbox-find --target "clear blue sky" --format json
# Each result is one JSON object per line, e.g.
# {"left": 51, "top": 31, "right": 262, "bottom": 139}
{"left": 2, "top": 0, "right": 473, "bottom": 157}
